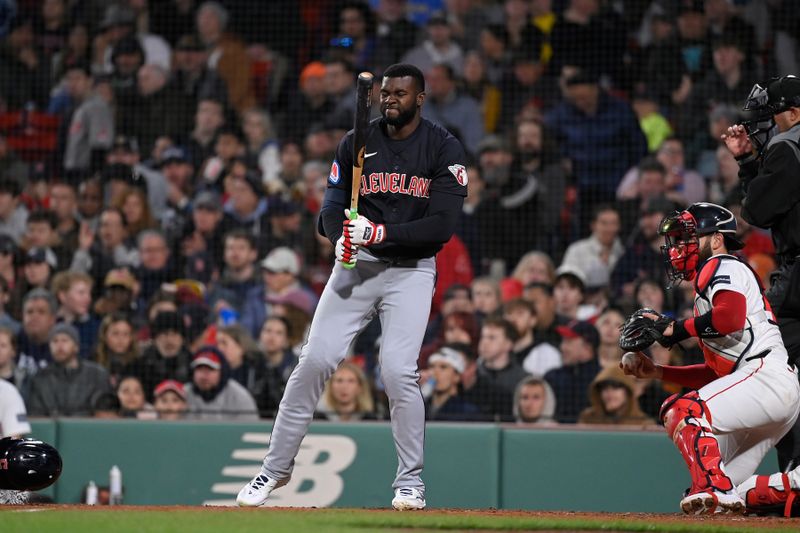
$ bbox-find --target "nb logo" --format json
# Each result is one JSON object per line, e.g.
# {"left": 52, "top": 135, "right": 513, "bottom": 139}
{"left": 206, "top": 433, "right": 357, "bottom": 507}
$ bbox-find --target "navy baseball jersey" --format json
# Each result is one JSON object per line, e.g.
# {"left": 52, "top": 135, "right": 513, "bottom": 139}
{"left": 320, "top": 117, "right": 468, "bottom": 261}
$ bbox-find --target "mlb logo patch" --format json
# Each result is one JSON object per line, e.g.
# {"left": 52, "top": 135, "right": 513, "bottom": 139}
{"left": 329, "top": 160, "right": 341, "bottom": 184}
{"left": 448, "top": 164, "right": 468, "bottom": 186}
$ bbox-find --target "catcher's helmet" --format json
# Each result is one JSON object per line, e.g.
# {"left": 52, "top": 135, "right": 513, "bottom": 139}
{"left": 0, "top": 437, "right": 63, "bottom": 491}
{"left": 658, "top": 202, "right": 744, "bottom": 286}
{"left": 741, "top": 75, "right": 800, "bottom": 155}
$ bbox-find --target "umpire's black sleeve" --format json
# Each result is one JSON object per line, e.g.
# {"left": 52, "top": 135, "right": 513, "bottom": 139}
{"left": 740, "top": 141, "right": 800, "bottom": 228}
{"left": 384, "top": 191, "right": 463, "bottom": 245}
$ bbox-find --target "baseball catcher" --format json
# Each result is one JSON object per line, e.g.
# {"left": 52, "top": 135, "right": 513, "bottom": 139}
{"left": 620, "top": 202, "right": 800, "bottom": 516}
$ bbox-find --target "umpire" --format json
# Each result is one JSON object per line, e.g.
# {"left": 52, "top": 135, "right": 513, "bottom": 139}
{"left": 723, "top": 75, "right": 800, "bottom": 470}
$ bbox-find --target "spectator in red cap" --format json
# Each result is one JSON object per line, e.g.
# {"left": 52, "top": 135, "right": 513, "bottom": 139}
{"left": 185, "top": 345, "right": 259, "bottom": 420}
{"left": 496, "top": 274, "right": 522, "bottom": 302}
{"left": 153, "top": 379, "right": 188, "bottom": 420}
{"left": 544, "top": 319, "right": 601, "bottom": 423}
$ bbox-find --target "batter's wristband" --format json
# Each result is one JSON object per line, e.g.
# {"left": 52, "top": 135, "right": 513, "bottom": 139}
{"left": 372, "top": 224, "right": 385, "bottom": 245}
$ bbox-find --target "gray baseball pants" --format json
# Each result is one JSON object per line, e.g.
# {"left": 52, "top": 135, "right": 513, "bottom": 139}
{"left": 261, "top": 252, "right": 435, "bottom": 491}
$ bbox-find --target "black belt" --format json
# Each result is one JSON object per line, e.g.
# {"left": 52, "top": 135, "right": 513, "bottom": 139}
{"left": 380, "top": 257, "right": 424, "bottom": 268}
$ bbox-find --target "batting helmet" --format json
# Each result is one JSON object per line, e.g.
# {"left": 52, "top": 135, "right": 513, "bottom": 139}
{"left": 0, "top": 437, "right": 63, "bottom": 491}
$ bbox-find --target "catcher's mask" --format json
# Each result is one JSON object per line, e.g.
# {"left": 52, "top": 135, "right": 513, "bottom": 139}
{"left": 659, "top": 203, "right": 744, "bottom": 287}
{"left": 741, "top": 75, "right": 800, "bottom": 156}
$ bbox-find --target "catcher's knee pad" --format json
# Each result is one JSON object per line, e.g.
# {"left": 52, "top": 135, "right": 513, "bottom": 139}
{"left": 660, "top": 391, "right": 711, "bottom": 438}
{"left": 739, "top": 473, "right": 800, "bottom": 517}
{"left": 660, "top": 391, "right": 733, "bottom": 493}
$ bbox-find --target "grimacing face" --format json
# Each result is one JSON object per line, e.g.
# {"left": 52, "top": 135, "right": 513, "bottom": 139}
{"left": 380, "top": 76, "right": 423, "bottom": 128}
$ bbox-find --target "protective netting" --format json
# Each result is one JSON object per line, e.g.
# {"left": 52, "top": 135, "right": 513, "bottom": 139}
{"left": 0, "top": 1, "right": 794, "bottom": 426}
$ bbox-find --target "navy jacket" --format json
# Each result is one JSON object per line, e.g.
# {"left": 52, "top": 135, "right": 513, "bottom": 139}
{"left": 544, "top": 92, "right": 646, "bottom": 194}
{"left": 544, "top": 358, "right": 601, "bottom": 423}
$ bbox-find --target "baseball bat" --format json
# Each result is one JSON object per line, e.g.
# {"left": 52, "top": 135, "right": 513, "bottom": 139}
{"left": 343, "top": 71, "right": 374, "bottom": 269}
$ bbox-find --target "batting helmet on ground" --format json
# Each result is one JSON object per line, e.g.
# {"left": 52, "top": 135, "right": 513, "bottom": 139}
{"left": 0, "top": 437, "right": 63, "bottom": 491}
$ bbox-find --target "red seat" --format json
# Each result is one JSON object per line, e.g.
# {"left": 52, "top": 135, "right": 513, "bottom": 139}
{"left": 0, "top": 110, "right": 60, "bottom": 162}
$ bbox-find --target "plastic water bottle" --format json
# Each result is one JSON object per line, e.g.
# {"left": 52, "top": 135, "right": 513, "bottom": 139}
{"left": 109, "top": 466, "right": 123, "bottom": 505}
{"left": 85, "top": 481, "right": 98, "bottom": 505}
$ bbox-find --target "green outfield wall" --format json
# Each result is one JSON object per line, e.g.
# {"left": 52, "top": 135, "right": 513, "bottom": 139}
{"left": 28, "top": 420, "right": 778, "bottom": 512}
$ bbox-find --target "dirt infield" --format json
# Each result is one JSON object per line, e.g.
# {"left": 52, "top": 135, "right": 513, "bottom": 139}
{"left": 10, "top": 504, "right": 800, "bottom": 530}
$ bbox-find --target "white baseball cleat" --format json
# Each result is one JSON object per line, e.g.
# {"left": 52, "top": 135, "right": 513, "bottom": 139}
{"left": 236, "top": 473, "right": 288, "bottom": 507}
{"left": 391, "top": 487, "right": 426, "bottom": 511}
{"left": 680, "top": 489, "right": 745, "bottom": 515}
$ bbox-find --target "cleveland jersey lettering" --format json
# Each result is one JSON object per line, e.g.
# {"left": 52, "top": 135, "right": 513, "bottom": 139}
{"left": 326, "top": 117, "right": 467, "bottom": 260}
{"left": 360, "top": 173, "right": 431, "bottom": 198}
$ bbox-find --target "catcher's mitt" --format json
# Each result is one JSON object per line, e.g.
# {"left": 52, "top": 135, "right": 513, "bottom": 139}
{"left": 618, "top": 308, "right": 673, "bottom": 352}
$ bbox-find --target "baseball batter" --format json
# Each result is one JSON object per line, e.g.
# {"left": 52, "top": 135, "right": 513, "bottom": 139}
{"left": 237, "top": 63, "right": 467, "bottom": 510}
{"left": 620, "top": 202, "right": 800, "bottom": 515}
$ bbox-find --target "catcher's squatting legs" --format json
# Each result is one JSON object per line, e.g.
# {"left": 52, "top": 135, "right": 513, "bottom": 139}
{"left": 261, "top": 254, "right": 435, "bottom": 490}
{"left": 661, "top": 391, "right": 735, "bottom": 495}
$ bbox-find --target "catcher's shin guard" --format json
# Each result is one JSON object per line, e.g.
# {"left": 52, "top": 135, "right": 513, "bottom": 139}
{"left": 738, "top": 473, "right": 800, "bottom": 517}
{"left": 661, "top": 392, "right": 734, "bottom": 494}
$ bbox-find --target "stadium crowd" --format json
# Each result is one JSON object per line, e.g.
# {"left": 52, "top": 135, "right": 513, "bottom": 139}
{"left": 0, "top": 0, "right": 795, "bottom": 428}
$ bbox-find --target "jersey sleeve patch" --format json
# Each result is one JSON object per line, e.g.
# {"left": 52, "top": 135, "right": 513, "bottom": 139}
{"left": 708, "top": 275, "right": 731, "bottom": 290}
{"left": 329, "top": 160, "right": 341, "bottom": 185}
{"left": 448, "top": 164, "right": 468, "bottom": 186}
{"left": 707, "top": 259, "right": 750, "bottom": 302}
